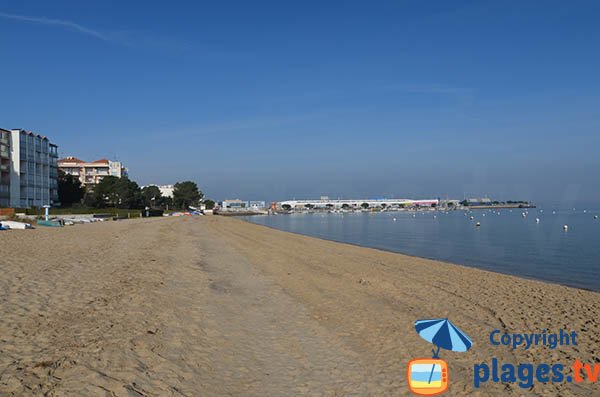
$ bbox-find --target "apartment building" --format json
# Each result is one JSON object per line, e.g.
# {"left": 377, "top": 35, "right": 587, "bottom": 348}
{"left": 0, "top": 129, "right": 59, "bottom": 208}
{"left": 0, "top": 129, "right": 11, "bottom": 207}
{"left": 58, "top": 156, "right": 128, "bottom": 186}
{"left": 143, "top": 184, "right": 174, "bottom": 198}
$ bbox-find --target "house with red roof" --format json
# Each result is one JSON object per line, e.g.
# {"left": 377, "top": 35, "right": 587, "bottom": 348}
{"left": 58, "top": 156, "right": 128, "bottom": 186}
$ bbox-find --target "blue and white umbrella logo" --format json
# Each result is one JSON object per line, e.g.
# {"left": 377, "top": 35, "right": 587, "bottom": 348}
{"left": 415, "top": 318, "right": 473, "bottom": 358}
{"left": 414, "top": 318, "right": 473, "bottom": 386}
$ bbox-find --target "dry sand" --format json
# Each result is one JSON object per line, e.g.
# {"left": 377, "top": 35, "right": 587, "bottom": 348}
{"left": 0, "top": 216, "right": 598, "bottom": 396}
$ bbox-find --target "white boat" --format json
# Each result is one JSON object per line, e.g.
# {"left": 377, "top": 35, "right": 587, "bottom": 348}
{"left": 0, "top": 221, "right": 33, "bottom": 230}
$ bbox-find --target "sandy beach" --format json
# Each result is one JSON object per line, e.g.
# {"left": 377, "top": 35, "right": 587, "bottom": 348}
{"left": 0, "top": 216, "right": 598, "bottom": 396}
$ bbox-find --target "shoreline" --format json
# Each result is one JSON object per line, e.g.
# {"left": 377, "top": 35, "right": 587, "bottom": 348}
{"left": 1, "top": 216, "right": 598, "bottom": 395}
{"left": 238, "top": 216, "right": 599, "bottom": 294}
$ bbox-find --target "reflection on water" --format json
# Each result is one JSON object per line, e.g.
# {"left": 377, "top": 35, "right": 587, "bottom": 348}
{"left": 242, "top": 208, "right": 600, "bottom": 291}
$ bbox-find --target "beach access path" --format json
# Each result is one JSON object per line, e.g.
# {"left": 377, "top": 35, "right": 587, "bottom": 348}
{"left": 0, "top": 216, "right": 597, "bottom": 396}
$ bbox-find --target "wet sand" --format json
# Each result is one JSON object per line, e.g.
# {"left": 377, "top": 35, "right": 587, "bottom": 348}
{"left": 0, "top": 216, "right": 598, "bottom": 396}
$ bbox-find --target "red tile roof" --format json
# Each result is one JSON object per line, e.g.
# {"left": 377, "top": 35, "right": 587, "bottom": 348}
{"left": 58, "top": 156, "right": 85, "bottom": 164}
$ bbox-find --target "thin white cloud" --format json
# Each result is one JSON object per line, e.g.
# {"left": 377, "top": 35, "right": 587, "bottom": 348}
{"left": 0, "top": 11, "right": 108, "bottom": 40}
{"left": 0, "top": 11, "right": 189, "bottom": 52}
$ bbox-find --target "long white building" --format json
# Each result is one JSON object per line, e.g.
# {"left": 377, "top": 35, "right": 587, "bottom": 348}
{"left": 0, "top": 128, "right": 59, "bottom": 208}
{"left": 279, "top": 198, "right": 439, "bottom": 209}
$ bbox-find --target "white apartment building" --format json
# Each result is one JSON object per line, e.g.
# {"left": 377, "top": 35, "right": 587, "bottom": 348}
{"left": 58, "top": 156, "right": 128, "bottom": 186}
{"left": 0, "top": 128, "right": 59, "bottom": 208}
{"left": 156, "top": 185, "right": 174, "bottom": 198}
{"left": 0, "top": 128, "right": 11, "bottom": 207}
{"left": 141, "top": 185, "right": 175, "bottom": 198}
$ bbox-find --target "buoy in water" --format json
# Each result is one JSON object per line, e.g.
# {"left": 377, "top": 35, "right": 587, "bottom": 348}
{"left": 594, "top": 215, "right": 598, "bottom": 219}
{"left": 536, "top": 218, "right": 540, "bottom": 223}
{"left": 476, "top": 222, "right": 481, "bottom": 227}
{"left": 470, "top": 216, "right": 474, "bottom": 220}
{"left": 393, "top": 218, "right": 397, "bottom": 221}
{"left": 563, "top": 224, "right": 569, "bottom": 231}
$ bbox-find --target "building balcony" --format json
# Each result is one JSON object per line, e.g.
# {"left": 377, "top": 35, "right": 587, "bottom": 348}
{"left": 0, "top": 164, "right": 9, "bottom": 172}
{"left": 0, "top": 137, "right": 9, "bottom": 146}
{"left": 0, "top": 149, "right": 9, "bottom": 159}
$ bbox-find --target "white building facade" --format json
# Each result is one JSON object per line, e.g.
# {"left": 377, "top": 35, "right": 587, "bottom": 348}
{"left": 2, "top": 129, "right": 59, "bottom": 208}
{"left": 0, "top": 129, "right": 11, "bottom": 207}
{"left": 157, "top": 185, "right": 174, "bottom": 198}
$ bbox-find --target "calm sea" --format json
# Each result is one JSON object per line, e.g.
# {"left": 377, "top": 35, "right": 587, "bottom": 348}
{"left": 242, "top": 208, "right": 600, "bottom": 291}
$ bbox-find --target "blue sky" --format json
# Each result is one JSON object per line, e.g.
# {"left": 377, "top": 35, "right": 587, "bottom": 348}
{"left": 1, "top": 1, "right": 599, "bottom": 204}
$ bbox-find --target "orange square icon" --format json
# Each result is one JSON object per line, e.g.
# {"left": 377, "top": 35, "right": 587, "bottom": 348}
{"left": 406, "top": 358, "right": 449, "bottom": 396}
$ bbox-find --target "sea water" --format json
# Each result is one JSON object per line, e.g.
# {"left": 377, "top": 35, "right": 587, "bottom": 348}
{"left": 242, "top": 208, "right": 600, "bottom": 291}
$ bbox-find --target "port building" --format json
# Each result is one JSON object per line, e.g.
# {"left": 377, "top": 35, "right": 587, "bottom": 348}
{"left": 278, "top": 198, "right": 439, "bottom": 209}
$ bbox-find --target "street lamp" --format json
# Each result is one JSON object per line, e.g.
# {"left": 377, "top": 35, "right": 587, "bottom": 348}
{"left": 42, "top": 204, "right": 51, "bottom": 221}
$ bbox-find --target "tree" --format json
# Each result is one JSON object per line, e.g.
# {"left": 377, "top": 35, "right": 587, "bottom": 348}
{"left": 94, "top": 176, "right": 120, "bottom": 207}
{"left": 115, "top": 177, "right": 143, "bottom": 209}
{"left": 90, "top": 176, "right": 142, "bottom": 209}
{"left": 341, "top": 203, "right": 350, "bottom": 209}
{"left": 282, "top": 204, "right": 292, "bottom": 211}
{"left": 142, "top": 185, "right": 162, "bottom": 208}
{"left": 57, "top": 170, "right": 85, "bottom": 206}
{"left": 203, "top": 199, "right": 215, "bottom": 210}
{"left": 173, "top": 181, "right": 203, "bottom": 209}
{"left": 304, "top": 204, "right": 314, "bottom": 209}
{"left": 361, "top": 202, "right": 369, "bottom": 209}
{"left": 161, "top": 196, "right": 173, "bottom": 209}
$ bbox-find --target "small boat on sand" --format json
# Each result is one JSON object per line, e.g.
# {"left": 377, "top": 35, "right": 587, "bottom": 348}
{"left": 0, "top": 221, "right": 34, "bottom": 230}
{"left": 37, "top": 219, "right": 64, "bottom": 227}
